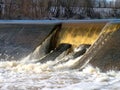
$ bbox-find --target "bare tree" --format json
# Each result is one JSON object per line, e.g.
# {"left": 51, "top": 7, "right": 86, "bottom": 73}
{"left": 0, "top": 0, "right": 119, "bottom": 19}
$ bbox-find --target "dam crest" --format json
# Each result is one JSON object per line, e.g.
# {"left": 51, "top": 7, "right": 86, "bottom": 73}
{"left": 0, "top": 20, "right": 120, "bottom": 71}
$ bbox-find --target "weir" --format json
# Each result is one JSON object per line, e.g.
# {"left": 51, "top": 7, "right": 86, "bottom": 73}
{"left": 0, "top": 20, "right": 120, "bottom": 71}
{"left": 57, "top": 22, "right": 107, "bottom": 48}
{"left": 72, "top": 22, "right": 120, "bottom": 71}
{"left": 0, "top": 22, "right": 60, "bottom": 60}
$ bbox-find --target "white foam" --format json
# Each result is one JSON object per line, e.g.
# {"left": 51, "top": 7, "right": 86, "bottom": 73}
{"left": 0, "top": 60, "right": 120, "bottom": 90}
{"left": 0, "top": 47, "right": 120, "bottom": 90}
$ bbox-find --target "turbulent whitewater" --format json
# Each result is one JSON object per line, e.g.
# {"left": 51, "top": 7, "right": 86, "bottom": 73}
{"left": 0, "top": 20, "right": 120, "bottom": 90}
{"left": 1, "top": 58, "right": 120, "bottom": 90}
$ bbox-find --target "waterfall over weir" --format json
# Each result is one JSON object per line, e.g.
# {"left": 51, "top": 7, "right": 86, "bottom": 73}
{"left": 0, "top": 20, "right": 120, "bottom": 71}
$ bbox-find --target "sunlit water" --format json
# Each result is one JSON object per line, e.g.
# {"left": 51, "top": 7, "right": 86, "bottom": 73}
{"left": 0, "top": 47, "right": 120, "bottom": 90}
{"left": 0, "top": 20, "right": 120, "bottom": 90}
{"left": 0, "top": 59, "right": 120, "bottom": 90}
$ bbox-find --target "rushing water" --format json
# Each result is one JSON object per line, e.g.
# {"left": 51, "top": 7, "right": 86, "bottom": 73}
{"left": 0, "top": 49, "right": 120, "bottom": 90}
{"left": 0, "top": 20, "right": 120, "bottom": 90}
{"left": 0, "top": 61, "right": 120, "bottom": 90}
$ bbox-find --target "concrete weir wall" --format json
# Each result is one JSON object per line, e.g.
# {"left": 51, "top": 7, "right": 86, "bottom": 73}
{"left": 0, "top": 20, "right": 120, "bottom": 71}
{"left": 72, "top": 22, "right": 120, "bottom": 71}
{"left": 0, "top": 21, "right": 60, "bottom": 61}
